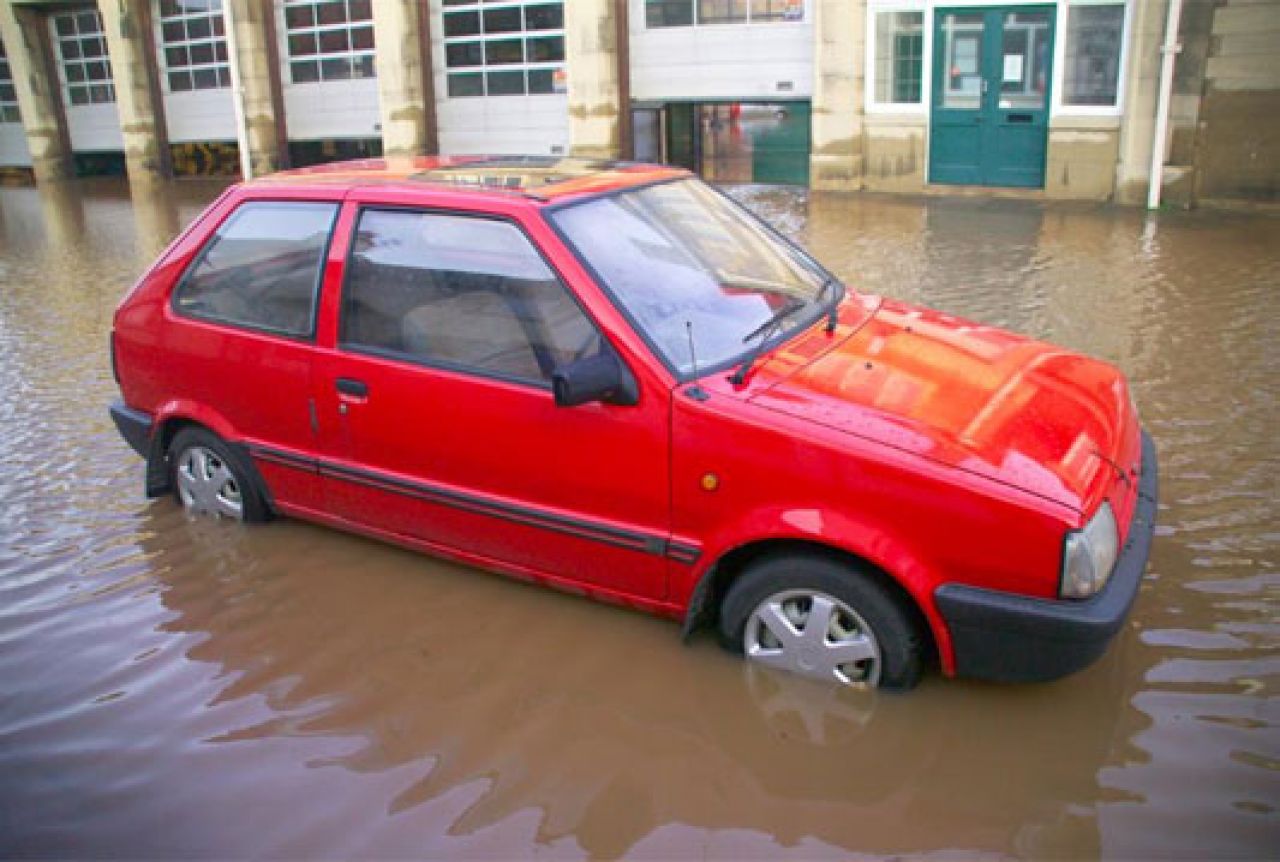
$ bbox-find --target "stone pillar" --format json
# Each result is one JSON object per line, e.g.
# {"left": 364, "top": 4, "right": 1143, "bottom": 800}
{"left": 1114, "top": 0, "right": 1169, "bottom": 205}
{"left": 564, "top": 0, "right": 622, "bottom": 159}
{"left": 99, "top": 0, "right": 171, "bottom": 179}
{"left": 810, "top": 0, "right": 865, "bottom": 191}
{"left": 225, "top": 0, "right": 284, "bottom": 176}
{"left": 371, "top": 0, "right": 434, "bottom": 156}
{"left": 0, "top": 2, "right": 72, "bottom": 182}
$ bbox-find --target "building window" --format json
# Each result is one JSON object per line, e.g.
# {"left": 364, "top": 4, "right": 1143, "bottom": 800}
{"left": 871, "top": 9, "right": 924, "bottom": 105}
{"left": 157, "top": 0, "right": 230, "bottom": 92}
{"left": 51, "top": 9, "right": 115, "bottom": 106}
{"left": 645, "top": 0, "right": 802, "bottom": 28}
{"left": 1063, "top": 2, "right": 1125, "bottom": 107}
{"left": 0, "top": 41, "right": 21, "bottom": 123}
{"left": 282, "top": 0, "right": 375, "bottom": 84}
{"left": 443, "top": 2, "right": 565, "bottom": 98}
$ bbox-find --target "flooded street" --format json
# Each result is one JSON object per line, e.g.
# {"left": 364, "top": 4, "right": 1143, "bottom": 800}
{"left": 1, "top": 177, "right": 1277, "bottom": 858}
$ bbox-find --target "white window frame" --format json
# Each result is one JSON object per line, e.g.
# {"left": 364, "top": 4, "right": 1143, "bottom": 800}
{"left": 154, "top": 0, "right": 231, "bottom": 94}
{"left": 641, "top": 0, "right": 807, "bottom": 30}
{"left": 864, "top": 1, "right": 1131, "bottom": 119}
{"left": 279, "top": 0, "right": 376, "bottom": 86}
{"left": 1051, "top": 0, "right": 1132, "bottom": 118}
{"left": 441, "top": 1, "right": 567, "bottom": 100}
{"left": 49, "top": 8, "right": 116, "bottom": 107}
{"left": 866, "top": 0, "right": 930, "bottom": 115}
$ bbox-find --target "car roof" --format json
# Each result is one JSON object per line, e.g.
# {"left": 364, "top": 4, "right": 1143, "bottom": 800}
{"left": 246, "top": 155, "right": 690, "bottom": 204}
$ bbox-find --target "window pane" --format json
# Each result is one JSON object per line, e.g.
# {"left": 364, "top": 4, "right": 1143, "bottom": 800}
{"left": 487, "top": 69, "right": 524, "bottom": 95}
{"left": 285, "top": 5, "right": 315, "bottom": 28}
{"left": 524, "top": 4, "right": 563, "bottom": 31}
{"left": 485, "top": 39, "right": 523, "bottom": 65}
{"left": 291, "top": 60, "right": 320, "bottom": 83}
{"left": 343, "top": 210, "right": 600, "bottom": 383}
{"left": 192, "top": 67, "right": 218, "bottom": 89}
{"left": 316, "top": 2, "right": 347, "bottom": 27}
{"left": 176, "top": 202, "right": 338, "bottom": 337}
{"left": 190, "top": 42, "right": 215, "bottom": 65}
{"left": 646, "top": 0, "right": 693, "bottom": 27}
{"left": 319, "top": 28, "right": 349, "bottom": 53}
{"left": 350, "top": 25, "right": 373, "bottom": 51}
{"left": 874, "top": 11, "right": 923, "bottom": 104}
{"left": 444, "top": 11, "right": 480, "bottom": 37}
{"left": 447, "top": 72, "right": 483, "bottom": 97}
{"left": 698, "top": 0, "right": 747, "bottom": 25}
{"left": 527, "top": 68, "right": 554, "bottom": 93}
{"left": 483, "top": 7, "right": 523, "bottom": 34}
{"left": 446, "top": 41, "right": 483, "bottom": 68}
{"left": 321, "top": 56, "right": 353, "bottom": 80}
{"left": 289, "top": 32, "right": 318, "bottom": 56}
{"left": 1064, "top": 4, "right": 1124, "bottom": 107}
{"left": 526, "top": 35, "right": 563, "bottom": 63}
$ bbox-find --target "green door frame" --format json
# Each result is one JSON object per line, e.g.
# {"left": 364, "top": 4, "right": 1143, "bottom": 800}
{"left": 928, "top": 5, "right": 1056, "bottom": 188}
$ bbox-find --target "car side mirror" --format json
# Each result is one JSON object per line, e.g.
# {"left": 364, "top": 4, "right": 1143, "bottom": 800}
{"left": 552, "top": 349, "right": 639, "bottom": 407}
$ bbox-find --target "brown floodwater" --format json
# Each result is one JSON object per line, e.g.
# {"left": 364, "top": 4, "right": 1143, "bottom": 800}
{"left": 0, "top": 177, "right": 1276, "bottom": 859}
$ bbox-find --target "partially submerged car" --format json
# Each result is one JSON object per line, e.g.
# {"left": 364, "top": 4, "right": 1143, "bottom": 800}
{"left": 109, "top": 156, "right": 1158, "bottom": 689}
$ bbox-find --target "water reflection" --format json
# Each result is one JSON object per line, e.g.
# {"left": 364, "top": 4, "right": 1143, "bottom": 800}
{"left": 0, "top": 179, "right": 1276, "bottom": 858}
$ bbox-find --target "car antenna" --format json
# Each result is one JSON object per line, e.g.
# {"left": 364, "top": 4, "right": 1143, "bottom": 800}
{"left": 684, "top": 320, "right": 709, "bottom": 401}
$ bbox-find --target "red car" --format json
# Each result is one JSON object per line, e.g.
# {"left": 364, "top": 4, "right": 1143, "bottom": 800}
{"left": 109, "top": 156, "right": 1157, "bottom": 690}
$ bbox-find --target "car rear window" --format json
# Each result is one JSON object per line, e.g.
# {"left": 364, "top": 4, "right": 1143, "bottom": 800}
{"left": 173, "top": 201, "right": 338, "bottom": 337}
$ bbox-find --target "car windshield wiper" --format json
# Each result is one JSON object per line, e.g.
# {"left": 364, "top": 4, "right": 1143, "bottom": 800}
{"left": 729, "top": 298, "right": 807, "bottom": 385}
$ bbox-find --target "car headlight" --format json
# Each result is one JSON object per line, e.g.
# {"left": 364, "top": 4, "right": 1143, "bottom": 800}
{"left": 1060, "top": 502, "right": 1120, "bottom": 599}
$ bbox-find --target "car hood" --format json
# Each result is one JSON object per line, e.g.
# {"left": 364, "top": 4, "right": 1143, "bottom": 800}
{"left": 748, "top": 298, "right": 1135, "bottom": 513}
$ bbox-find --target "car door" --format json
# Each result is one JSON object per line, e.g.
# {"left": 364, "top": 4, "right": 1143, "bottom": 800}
{"left": 163, "top": 193, "right": 340, "bottom": 511}
{"left": 312, "top": 200, "right": 672, "bottom": 602}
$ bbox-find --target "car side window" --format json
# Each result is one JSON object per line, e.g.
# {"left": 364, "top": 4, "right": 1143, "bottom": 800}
{"left": 341, "top": 209, "right": 602, "bottom": 384}
{"left": 173, "top": 201, "right": 338, "bottom": 337}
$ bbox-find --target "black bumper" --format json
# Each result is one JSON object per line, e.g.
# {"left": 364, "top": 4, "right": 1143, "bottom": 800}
{"left": 109, "top": 399, "right": 152, "bottom": 459}
{"left": 934, "top": 430, "right": 1159, "bottom": 683}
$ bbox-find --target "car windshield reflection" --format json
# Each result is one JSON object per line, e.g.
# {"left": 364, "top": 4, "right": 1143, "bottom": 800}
{"left": 551, "top": 178, "right": 838, "bottom": 376}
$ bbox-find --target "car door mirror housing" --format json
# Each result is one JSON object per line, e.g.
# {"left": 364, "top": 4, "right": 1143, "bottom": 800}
{"left": 552, "top": 350, "right": 639, "bottom": 408}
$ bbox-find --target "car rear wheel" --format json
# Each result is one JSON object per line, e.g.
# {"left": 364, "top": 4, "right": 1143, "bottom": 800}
{"left": 169, "top": 428, "right": 269, "bottom": 523}
{"left": 718, "top": 554, "right": 925, "bottom": 690}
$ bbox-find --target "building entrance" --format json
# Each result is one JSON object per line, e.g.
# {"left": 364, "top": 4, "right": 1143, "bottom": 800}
{"left": 928, "top": 5, "right": 1056, "bottom": 188}
{"left": 634, "top": 101, "right": 811, "bottom": 186}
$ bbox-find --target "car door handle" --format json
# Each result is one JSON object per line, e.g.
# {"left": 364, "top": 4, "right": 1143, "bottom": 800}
{"left": 336, "top": 377, "right": 368, "bottom": 398}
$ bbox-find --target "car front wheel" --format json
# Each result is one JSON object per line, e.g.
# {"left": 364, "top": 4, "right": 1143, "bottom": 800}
{"left": 718, "top": 554, "right": 925, "bottom": 690}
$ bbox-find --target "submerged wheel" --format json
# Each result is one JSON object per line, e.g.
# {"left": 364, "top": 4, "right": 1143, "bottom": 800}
{"left": 169, "top": 427, "right": 269, "bottom": 523}
{"left": 719, "top": 554, "right": 924, "bottom": 690}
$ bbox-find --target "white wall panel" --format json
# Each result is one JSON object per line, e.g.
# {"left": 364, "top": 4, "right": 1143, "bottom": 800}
{"left": 0, "top": 123, "right": 31, "bottom": 166}
{"left": 628, "top": 0, "right": 814, "bottom": 102}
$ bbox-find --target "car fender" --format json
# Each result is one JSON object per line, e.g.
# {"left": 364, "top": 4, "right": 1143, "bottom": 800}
{"left": 680, "top": 503, "right": 957, "bottom": 674}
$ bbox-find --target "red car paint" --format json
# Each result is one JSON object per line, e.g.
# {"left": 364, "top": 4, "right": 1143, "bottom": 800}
{"left": 110, "top": 157, "right": 1152, "bottom": 680}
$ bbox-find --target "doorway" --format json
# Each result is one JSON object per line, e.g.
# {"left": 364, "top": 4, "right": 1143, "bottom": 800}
{"left": 929, "top": 5, "right": 1056, "bottom": 188}
{"left": 633, "top": 101, "right": 811, "bottom": 186}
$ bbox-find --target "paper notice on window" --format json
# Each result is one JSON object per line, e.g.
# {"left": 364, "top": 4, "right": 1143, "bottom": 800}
{"left": 1003, "top": 54, "right": 1024, "bottom": 83}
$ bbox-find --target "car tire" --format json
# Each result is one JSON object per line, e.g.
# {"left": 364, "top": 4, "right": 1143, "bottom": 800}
{"left": 169, "top": 427, "right": 271, "bottom": 523}
{"left": 718, "top": 553, "right": 925, "bottom": 690}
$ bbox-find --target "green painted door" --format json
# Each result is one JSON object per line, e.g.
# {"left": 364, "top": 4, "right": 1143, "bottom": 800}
{"left": 929, "top": 6, "right": 1055, "bottom": 188}
{"left": 750, "top": 102, "right": 811, "bottom": 185}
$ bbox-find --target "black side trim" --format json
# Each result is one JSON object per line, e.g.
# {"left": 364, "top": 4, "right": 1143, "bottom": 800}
{"left": 935, "top": 430, "right": 1159, "bottom": 683}
{"left": 109, "top": 399, "right": 152, "bottom": 459}
{"left": 246, "top": 443, "right": 696, "bottom": 562}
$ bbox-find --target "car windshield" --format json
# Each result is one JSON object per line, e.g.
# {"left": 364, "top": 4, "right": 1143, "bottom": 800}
{"left": 550, "top": 178, "right": 837, "bottom": 376}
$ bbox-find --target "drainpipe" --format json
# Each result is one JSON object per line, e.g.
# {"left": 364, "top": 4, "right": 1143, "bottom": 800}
{"left": 1147, "top": 0, "right": 1184, "bottom": 210}
{"left": 222, "top": 1, "right": 253, "bottom": 181}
